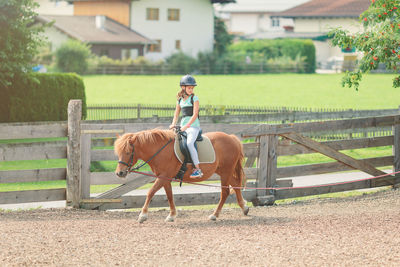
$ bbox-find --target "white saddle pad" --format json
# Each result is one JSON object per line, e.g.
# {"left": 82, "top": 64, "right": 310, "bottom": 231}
{"left": 174, "top": 135, "right": 216, "bottom": 164}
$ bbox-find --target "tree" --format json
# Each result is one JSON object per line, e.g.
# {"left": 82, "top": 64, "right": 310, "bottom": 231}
{"left": 329, "top": 0, "right": 400, "bottom": 90}
{"left": 0, "top": 0, "right": 44, "bottom": 86}
{"left": 214, "top": 16, "right": 233, "bottom": 56}
{"left": 55, "top": 40, "right": 92, "bottom": 74}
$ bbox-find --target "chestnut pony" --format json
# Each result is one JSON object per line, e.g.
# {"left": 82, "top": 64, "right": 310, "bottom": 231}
{"left": 114, "top": 129, "right": 249, "bottom": 223}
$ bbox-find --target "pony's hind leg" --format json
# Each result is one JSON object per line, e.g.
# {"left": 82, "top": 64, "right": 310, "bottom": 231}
{"left": 233, "top": 187, "right": 249, "bottom": 216}
{"left": 163, "top": 181, "right": 177, "bottom": 222}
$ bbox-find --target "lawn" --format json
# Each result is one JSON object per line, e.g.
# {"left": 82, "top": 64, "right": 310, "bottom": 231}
{"left": 84, "top": 73, "right": 400, "bottom": 109}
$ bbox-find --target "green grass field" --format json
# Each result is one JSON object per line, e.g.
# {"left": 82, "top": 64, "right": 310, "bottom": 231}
{"left": 84, "top": 73, "right": 400, "bottom": 109}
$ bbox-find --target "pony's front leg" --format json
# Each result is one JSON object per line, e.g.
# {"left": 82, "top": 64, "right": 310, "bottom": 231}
{"left": 163, "top": 181, "right": 177, "bottom": 222}
{"left": 138, "top": 178, "right": 164, "bottom": 223}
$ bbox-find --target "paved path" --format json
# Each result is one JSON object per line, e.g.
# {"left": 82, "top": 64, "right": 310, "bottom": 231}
{"left": 0, "top": 169, "right": 393, "bottom": 211}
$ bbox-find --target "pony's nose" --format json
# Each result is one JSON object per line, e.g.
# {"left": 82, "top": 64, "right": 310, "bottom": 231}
{"left": 116, "top": 171, "right": 125, "bottom": 177}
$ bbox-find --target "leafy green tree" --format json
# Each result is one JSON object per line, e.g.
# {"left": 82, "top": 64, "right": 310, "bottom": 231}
{"left": 214, "top": 16, "right": 233, "bottom": 56}
{"left": 55, "top": 40, "right": 92, "bottom": 74}
{"left": 329, "top": 0, "right": 400, "bottom": 90}
{"left": 0, "top": 0, "right": 44, "bottom": 86}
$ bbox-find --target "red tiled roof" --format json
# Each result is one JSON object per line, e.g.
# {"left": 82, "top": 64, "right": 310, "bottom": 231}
{"left": 276, "top": 0, "right": 371, "bottom": 18}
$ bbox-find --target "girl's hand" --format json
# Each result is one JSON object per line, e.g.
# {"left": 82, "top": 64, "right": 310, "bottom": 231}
{"left": 169, "top": 124, "right": 175, "bottom": 129}
{"left": 181, "top": 125, "right": 189, "bottom": 132}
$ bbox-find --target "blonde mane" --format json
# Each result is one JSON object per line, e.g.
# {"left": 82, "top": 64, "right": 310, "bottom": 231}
{"left": 114, "top": 129, "right": 174, "bottom": 155}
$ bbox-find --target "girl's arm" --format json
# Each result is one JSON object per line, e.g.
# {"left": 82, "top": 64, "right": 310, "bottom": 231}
{"left": 169, "top": 103, "right": 181, "bottom": 128}
{"left": 181, "top": 100, "right": 199, "bottom": 131}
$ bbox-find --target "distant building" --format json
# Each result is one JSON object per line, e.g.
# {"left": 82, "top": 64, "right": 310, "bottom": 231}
{"left": 36, "top": 15, "right": 154, "bottom": 60}
{"left": 274, "top": 0, "right": 370, "bottom": 70}
{"left": 71, "top": 0, "right": 233, "bottom": 61}
{"left": 35, "top": 0, "right": 73, "bottom": 15}
{"left": 214, "top": 0, "right": 310, "bottom": 36}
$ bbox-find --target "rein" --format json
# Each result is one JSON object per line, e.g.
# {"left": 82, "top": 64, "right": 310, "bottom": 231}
{"left": 118, "top": 138, "right": 174, "bottom": 172}
{"left": 129, "top": 169, "right": 400, "bottom": 192}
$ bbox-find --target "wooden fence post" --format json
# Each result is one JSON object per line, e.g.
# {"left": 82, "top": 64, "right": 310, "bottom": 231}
{"left": 67, "top": 100, "right": 82, "bottom": 208}
{"left": 254, "top": 134, "right": 277, "bottom": 206}
{"left": 81, "top": 133, "right": 91, "bottom": 200}
{"left": 393, "top": 111, "right": 400, "bottom": 176}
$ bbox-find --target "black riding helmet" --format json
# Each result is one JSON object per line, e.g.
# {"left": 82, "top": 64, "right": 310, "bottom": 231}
{"left": 180, "top": 74, "right": 197, "bottom": 86}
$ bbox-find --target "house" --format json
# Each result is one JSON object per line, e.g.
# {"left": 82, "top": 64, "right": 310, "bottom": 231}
{"left": 36, "top": 15, "right": 154, "bottom": 60}
{"left": 35, "top": 0, "right": 74, "bottom": 15}
{"left": 213, "top": 0, "right": 311, "bottom": 36}
{"left": 274, "top": 0, "right": 371, "bottom": 70}
{"left": 71, "top": 0, "right": 234, "bottom": 61}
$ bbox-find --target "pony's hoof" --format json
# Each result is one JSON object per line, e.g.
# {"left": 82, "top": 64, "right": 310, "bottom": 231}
{"left": 138, "top": 213, "right": 148, "bottom": 223}
{"left": 243, "top": 206, "right": 250, "bottom": 216}
{"left": 165, "top": 215, "right": 175, "bottom": 222}
{"left": 209, "top": 215, "right": 217, "bottom": 221}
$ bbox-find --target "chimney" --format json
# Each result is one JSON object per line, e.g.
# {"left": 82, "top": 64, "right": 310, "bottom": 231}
{"left": 95, "top": 15, "right": 106, "bottom": 29}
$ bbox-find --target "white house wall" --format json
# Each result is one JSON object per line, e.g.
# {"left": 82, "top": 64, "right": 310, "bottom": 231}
{"left": 294, "top": 17, "right": 362, "bottom": 33}
{"left": 229, "top": 13, "right": 259, "bottom": 34}
{"left": 294, "top": 17, "right": 363, "bottom": 69}
{"left": 226, "top": 13, "right": 294, "bottom": 35}
{"left": 42, "top": 26, "right": 70, "bottom": 52}
{"left": 131, "top": 0, "right": 214, "bottom": 61}
{"left": 35, "top": 0, "right": 74, "bottom": 15}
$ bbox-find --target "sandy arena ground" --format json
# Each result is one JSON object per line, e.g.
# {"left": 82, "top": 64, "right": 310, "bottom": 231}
{"left": 1, "top": 189, "right": 399, "bottom": 266}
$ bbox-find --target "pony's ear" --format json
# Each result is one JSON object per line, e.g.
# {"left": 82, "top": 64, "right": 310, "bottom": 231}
{"left": 116, "top": 133, "right": 120, "bottom": 139}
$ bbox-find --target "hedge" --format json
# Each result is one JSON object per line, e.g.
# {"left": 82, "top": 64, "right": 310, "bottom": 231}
{"left": 228, "top": 39, "right": 316, "bottom": 73}
{"left": 0, "top": 73, "right": 86, "bottom": 122}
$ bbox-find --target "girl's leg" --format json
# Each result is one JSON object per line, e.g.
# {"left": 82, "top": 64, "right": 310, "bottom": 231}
{"left": 185, "top": 127, "right": 200, "bottom": 166}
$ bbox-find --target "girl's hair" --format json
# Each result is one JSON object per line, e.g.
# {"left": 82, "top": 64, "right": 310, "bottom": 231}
{"left": 176, "top": 87, "right": 187, "bottom": 100}
{"left": 176, "top": 86, "right": 195, "bottom": 100}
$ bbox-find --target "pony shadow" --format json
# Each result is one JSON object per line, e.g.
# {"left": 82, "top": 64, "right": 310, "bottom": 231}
{"left": 169, "top": 215, "right": 293, "bottom": 229}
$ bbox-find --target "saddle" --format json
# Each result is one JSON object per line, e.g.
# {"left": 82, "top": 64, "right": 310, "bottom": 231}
{"left": 174, "top": 129, "right": 215, "bottom": 185}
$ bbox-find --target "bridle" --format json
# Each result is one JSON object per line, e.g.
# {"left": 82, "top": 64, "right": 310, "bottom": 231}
{"left": 118, "top": 144, "right": 136, "bottom": 171}
{"left": 118, "top": 138, "right": 174, "bottom": 172}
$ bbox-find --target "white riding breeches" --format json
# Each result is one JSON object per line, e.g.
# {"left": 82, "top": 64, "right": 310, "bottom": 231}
{"left": 185, "top": 127, "right": 200, "bottom": 166}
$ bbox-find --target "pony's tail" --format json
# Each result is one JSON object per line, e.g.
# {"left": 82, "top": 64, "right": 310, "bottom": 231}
{"left": 230, "top": 135, "right": 246, "bottom": 194}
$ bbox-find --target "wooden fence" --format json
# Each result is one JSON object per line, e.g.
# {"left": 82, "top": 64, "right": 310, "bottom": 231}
{"left": 0, "top": 101, "right": 82, "bottom": 207}
{"left": 87, "top": 104, "right": 399, "bottom": 122}
{"left": 86, "top": 62, "right": 306, "bottom": 75}
{"left": 78, "top": 112, "right": 400, "bottom": 210}
{"left": 1, "top": 100, "right": 399, "bottom": 209}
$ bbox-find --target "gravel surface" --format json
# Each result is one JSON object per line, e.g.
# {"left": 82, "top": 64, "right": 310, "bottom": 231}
{"left": 1, "top": 189, "right": 400, "bottom": 266}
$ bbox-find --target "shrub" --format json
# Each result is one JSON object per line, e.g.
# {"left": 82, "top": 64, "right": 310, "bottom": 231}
{"left": 228, "top": 39, "right": 316, "bottom": 73}
{"left": 55, "top": 40, "right": 91, "bottom": 74}
{"left": 0, "top": 73, "right": 86, "bottom": 122}
{"left": 165, "top": 52, "right": 198, "bottom": 74}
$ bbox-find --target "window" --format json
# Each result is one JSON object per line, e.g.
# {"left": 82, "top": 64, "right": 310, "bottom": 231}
{"left": 121, "top": 49, "right": 139, "bottom": 60}
{"left": 271, "top": 17, "right": 280, "bottom": 27}
{"left": 168, "top": 8, "right": 180, "bottom": 21}
{"left": 146, "top": 8, "right": 159, "bottom": 20}
{"left": 99, "top": 48, "right": 109, "bottom": 57}
{"left": 148, "top": 40, "right": 162, "bottom": 52}
{"left": 175, "top": 40, "right": 181, "bottom": 50}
